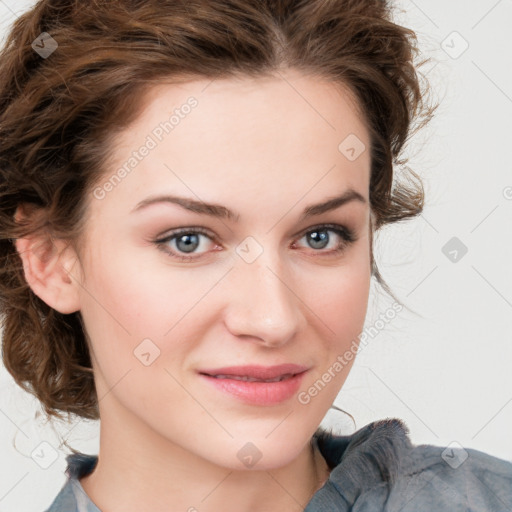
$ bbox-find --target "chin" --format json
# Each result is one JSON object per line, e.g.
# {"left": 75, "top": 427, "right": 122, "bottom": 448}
{"left": 208, "top": 434, "right": 309, "bottom": 472}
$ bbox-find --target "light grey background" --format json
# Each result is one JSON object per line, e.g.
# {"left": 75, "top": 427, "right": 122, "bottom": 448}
{"left": 0, "top": 0, "right": 511, "bottom": 510}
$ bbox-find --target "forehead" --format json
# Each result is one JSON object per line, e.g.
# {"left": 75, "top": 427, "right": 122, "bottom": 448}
{"left": 88, "top": 70, "right": 371, "bottom": 223}
{"left": 139, "top": 70, "right": 367, "bottom": 138}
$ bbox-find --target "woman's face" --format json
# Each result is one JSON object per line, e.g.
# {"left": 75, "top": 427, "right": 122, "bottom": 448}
{"left": 74, "top": 69, "right": 372, "bottom": 469}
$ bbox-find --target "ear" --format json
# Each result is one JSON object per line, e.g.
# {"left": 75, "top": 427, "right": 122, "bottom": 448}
{"left": 14, "top": 206, "right": 82, "bottom": 315}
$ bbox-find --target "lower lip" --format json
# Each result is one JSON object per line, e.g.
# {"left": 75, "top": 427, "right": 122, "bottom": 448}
{"left": 199, "top": 371, "right": 307, "bottom": 405}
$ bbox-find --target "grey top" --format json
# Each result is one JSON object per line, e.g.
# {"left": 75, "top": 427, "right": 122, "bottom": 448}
{"left": 44, "top": 418, "right": 512, "bottom": 511}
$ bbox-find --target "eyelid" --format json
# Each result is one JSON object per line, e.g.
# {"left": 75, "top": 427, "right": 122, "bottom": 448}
{"left": 153, "top": 226, "right": 219, "bottom": 260}
{"left": 295, "top": 222, "right": 356, "bottom": 242}
{"left": 154, "top": 223, "right": 355, "bottom": 244}
{"left": 155, "top": 225, "right": 213, "bottom": 240}
{"left": 153, "top": 222, "right": 357, "bottom": 261}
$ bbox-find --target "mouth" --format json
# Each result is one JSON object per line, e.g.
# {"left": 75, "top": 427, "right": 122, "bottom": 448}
{"left": 197, "top": 363, "right": 309, "bottom": 381}
{"left": 197, "top": 364, "right": 309, "bottom": 405}
{"left": 202, "top": 373, "right": 297, "bottom": 383}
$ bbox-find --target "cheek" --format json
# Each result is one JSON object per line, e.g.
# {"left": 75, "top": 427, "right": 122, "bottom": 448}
{"left": 78, "top": 231, "right": 370, "bottom": 371}
{"left": 303, "top": 244, "right": 371, "bottom": 346}
{"left": 76, "top": 248, "right": 195, "bottom": 406}
{"left": 300, "top": 254, "right": 371, "bottom": 404}
{"left": 77, "top": 241, "right": 229, "bottom": 393}
{"left": 80, "top": 240, "right": 210, "bottom": 338}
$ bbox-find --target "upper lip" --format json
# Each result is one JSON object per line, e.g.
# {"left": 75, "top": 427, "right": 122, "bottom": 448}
{"left": 198, "top": 364, "right": 309, "bottom": 379}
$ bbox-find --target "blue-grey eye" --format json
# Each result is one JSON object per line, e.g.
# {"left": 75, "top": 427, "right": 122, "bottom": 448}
{"left": 306, "top": 229, "right": 330, "bottom": 250}
{"left": 175, "top": 233, "right": 201, "bottom": 253}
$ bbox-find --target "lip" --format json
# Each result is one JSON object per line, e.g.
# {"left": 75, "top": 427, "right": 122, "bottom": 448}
{"left": 198, "top": 364, "right": 309, "bottom": 380}
{"left": 197, "top": 364, "right": 309, "bottom": 406}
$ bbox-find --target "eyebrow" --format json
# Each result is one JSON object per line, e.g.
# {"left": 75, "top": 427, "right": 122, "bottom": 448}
{"left": 130, "top": 188, "right": 367, "bottom": 222}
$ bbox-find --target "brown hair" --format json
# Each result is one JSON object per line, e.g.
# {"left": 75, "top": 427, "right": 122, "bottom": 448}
{"left": 0, "top": 0, "right": 435, "bottom": 422}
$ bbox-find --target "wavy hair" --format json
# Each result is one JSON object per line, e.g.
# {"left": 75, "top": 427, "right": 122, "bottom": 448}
{"left": 0, "top": 0, "right": 435, "bottom": 421}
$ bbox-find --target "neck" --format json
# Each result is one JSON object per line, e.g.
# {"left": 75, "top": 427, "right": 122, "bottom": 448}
{"left": 80, "top": 411, "right": 331, "bottom": 512}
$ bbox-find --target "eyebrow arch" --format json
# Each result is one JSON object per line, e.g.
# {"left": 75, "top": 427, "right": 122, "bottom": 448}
{"left": 130, "top": 188, "right": 367, "bottom": 222}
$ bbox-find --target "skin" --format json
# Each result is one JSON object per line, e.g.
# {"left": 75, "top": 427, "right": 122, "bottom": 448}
{"left": 15, "top": 69, "right": 372, "bottom": 512}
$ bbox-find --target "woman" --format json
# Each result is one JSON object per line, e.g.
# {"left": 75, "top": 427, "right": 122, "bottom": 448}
{"left": 0, "top": 0, "right": 510, "bottom": 511}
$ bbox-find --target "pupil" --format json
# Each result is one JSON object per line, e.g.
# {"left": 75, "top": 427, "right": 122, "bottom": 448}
{"left": 177, "top": 234, "right": 199, "bottom": 253}
{"left": 309, "top": 230, "right": 328, "bottom": 249}
{"left": 174, "top": 231, "right": 329, "bottom": 254}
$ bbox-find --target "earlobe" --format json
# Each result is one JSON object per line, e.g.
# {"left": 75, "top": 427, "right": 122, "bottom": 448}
{"left": 14, "top": 232, "right": 82, "bottom": 315}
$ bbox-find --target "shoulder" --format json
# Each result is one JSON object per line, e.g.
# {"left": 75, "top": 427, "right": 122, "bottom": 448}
{"left": 308, "top": 418, "right": 512, "bottom": 511}
{"left": 44, "top": 453, "right": 99, "bottom": 512}
{"left": 392, "top": 441, "right": 512, "bottom": 511}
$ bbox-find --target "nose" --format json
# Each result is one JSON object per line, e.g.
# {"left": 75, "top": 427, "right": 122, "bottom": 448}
{"left": 223, "top": 250, "right": 304, "bottom": 348}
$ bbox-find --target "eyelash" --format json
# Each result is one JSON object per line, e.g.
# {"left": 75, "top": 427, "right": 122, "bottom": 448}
{"left": 153, "top": 223, "right": 357, "bottom": 262}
